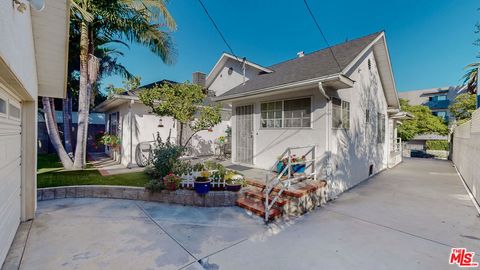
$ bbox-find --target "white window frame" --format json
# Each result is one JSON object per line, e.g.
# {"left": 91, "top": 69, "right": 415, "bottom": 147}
{"left": 260, "top": 97, "right": 312, "bottom": 129}
{"left": 8, "top": 99, "right": 21, "bottom": 121}
{"left": 331, "top": 97, "right": 350, "bottom": 130}
{"left": 0, "top": 93, "right": 7, "bottom": 118}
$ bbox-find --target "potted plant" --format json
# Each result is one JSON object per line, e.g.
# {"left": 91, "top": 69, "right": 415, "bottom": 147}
{"left": 163, "top": 173, "right": 181, "bottom": 191}
{"left": 225, "top": 171, "right": 245, "bottom": 192}
{"left": 99, "top": 133, "right": 121, "bottom": 160}
{"left": 194, "top": 170, "right": 211, "bottom": 194}
{"left": 291, "top": 155, "right": 306, "bottom": 173}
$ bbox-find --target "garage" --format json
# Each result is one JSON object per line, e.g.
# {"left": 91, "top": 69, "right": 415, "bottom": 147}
{"left": 0, "top": 86, "right": 22, "bottom": 263}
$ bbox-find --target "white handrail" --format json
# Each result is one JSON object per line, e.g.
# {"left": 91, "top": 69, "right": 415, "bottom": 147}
{"left": 264, "top": 145, "right": 317, "bottom": 221}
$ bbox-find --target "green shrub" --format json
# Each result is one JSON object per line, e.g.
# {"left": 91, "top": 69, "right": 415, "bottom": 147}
{"left": 426, "top": 140, "right": 449, "bottom": 151}
{"left": 150, "top": 141, "right": 185, "bottom": 179}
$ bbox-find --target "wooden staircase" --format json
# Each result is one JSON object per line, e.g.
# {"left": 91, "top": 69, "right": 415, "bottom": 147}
{"left": 236, "top": 177, "right": 327, "bottom": 221}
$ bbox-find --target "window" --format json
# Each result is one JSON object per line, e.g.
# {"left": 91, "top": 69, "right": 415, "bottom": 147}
{"left": 377, "top": 113, "right": 385, "bottom": 143}
{"left": 260, "top": 98, "right": 311, "bottom": 128}
{"left": 284, "top": 98, "right": 311, "bottom": 128}
{"left": 0, "top": 97, "right": 6, "bottom": 115}
{"left": 109, "top": 112, "right": 119, "bottom": 136}
{"left": 9, "top": 103, "right": 20, "bottom": 119}
{"left": 365, "top": 109, "right": 370, "bottom": 123}
{"left": 332, "top": 97, "right": 350, "bottom": 129}
{"left": 261, "top": 101, "right": 282, "bottom": 128}
{"left": 436, "top": 95, "right": 447, "bottom": 101}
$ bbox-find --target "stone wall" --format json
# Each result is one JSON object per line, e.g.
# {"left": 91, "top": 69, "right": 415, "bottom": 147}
{"left": 37, "top": 186, "right": 239, "bottom": 207}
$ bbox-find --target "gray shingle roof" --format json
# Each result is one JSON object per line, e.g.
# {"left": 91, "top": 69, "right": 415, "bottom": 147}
{"left": 218, "top": 31, "right": 382, "bottom": 98}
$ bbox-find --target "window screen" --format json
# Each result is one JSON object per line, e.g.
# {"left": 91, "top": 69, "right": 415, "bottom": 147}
{"left": 332, "top": 97, "right": 350, "bottom": 129}
{"left": 9, "top": 103, "right": 20, "bottom": 119}
{"left": 261, "top": 101, "right": 282, "bottom": 128}
{"left": 377, "top": 113, "right": 385, "bottom": 143}
{"left": 284, "top": 98, "right": 311, "bottom": 127}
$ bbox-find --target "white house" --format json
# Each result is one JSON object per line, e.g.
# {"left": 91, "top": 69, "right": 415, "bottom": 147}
{"left": 94, "top": 78, "right": 231, "bottom": 167}
{"left": 0, "top": 0, "right": 70, "bottom": 266}
{"left": 209, "top": 31, "right": 407, "bottom": 197}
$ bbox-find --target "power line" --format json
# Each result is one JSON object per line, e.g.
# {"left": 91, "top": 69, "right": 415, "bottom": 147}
{"left": 302, "top": 0, "right": 342, "bottom": 72}
{"left": 197, "top": 0, "right": 237, "bottom": 57}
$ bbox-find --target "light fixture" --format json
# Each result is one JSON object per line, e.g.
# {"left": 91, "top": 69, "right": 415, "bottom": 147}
{"left": 28, "top": 0, "right": 45, "bottom": 11}
{"left": 12, "top": 0, "right": 44, "bottom": 13}
{"left": 158, "top": 118, "right": 164, "bottom": 127}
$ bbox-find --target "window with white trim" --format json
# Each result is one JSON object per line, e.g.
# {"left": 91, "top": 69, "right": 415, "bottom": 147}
{"left": 284, "top": 98, "right": 311, "bottom": 127}
{"left": 8, "top": 103, "right": 20, "bottom": 120}
{"left": 377, "top": 113, "right": 385, "bottom": 143}
{"left": 260, "top": 97, "right": 311, "bottom": 128}
{"left": 332, "top": 97, "right": 350, "bottom": 129}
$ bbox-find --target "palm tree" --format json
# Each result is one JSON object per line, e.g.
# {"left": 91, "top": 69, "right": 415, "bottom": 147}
{"left": 69, "top": 0, "right": 176, "bottom": 169}
{"left": 462, "top": 62, "right": 479, "bottom": 94}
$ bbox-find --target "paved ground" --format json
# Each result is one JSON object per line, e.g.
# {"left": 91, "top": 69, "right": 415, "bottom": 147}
{"left": 4, "top": 158, "right": 480, "bottom": 270}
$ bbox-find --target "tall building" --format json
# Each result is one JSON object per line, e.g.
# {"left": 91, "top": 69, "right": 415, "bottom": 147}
{"left": 398, "top": 86, "right": 467, "bottom": 122}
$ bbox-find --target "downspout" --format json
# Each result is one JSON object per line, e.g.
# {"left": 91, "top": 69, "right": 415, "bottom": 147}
{"left": 318, "top": 82, "right": 332, "bottom": 181}
{"left": 127, "top": 99, "right": 134, "bottom": 169}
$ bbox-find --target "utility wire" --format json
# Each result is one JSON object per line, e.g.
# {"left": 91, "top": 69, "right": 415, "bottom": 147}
{"left": 197, "top": 0, "right": 237, "bottom": 58}
{"left": 302, "top": 0, "right": 342, "bottom": 72}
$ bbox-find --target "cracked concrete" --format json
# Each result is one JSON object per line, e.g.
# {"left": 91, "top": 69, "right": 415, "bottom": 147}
{"left": 3, "top": 158, "right": 479, "bottom": 270}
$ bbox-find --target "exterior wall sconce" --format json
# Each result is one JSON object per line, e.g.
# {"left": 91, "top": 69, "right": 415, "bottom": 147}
{"left": 158, "top": 118, "right": 164, "bottom": 127}
{"left": 13, "top": 0, "right": 45, "bottom": 13}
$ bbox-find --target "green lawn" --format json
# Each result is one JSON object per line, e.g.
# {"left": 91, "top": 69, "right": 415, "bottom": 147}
{"left": 37, "top": 154, "right": 149, "bottom": 188}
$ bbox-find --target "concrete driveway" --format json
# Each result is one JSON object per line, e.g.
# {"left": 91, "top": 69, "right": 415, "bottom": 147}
{"left": 4, "top": 158, "right": 480, "bottom": 270}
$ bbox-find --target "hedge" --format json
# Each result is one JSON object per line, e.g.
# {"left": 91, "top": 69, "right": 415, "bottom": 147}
{"left": 426, "top": 140, "right": 449, "bottom": 151}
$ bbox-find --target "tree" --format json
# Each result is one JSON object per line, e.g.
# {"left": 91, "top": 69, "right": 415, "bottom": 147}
{"left": 397, "top": 99, "right": 448, "bottom": 141}
{"left": 449, "top": 93, "right": 477, "bottom": 124}
{"left": 139, "top": 82, "right": 222, "bottom": 147}
{"left": 106, "top": 76, "right": 142, "bottom": 98}
{"left": 69, "top": 0, "right": 176, "bottom": 169}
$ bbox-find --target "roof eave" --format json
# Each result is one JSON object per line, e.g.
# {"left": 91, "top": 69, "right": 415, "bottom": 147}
{"left": 213, "top": 73, "right": 352, "bottom": 102}
{"left": 93, "top": 95, "right": 139, "bottom": 112}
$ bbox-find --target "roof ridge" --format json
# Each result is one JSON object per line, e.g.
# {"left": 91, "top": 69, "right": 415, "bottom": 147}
{"left": 266, "top": 31, "right": 383, "bottom": 69}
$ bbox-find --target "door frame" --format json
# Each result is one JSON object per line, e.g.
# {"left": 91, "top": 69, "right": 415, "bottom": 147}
{"left": 235, "top": 104, "right": 254, "bottom": 164}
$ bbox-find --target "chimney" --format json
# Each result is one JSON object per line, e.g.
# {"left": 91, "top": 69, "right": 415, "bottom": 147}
{"left": 297, "top": 51, "right": 304, "bottom": 58}
{"left": 192, "top": 72, "right": 206, "bottom": 88}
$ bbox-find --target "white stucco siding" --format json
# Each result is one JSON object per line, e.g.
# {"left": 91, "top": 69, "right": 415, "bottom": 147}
{"left": 231, "top": 89, "right": 328, "bottom": 170}
{"left": 106, "top": 102, "right": 177, "bottom": 166}
{"left": 188, "top": 110, "right": 231, "bottom": 156}
{"left": 208, "top": 58, "right": 259, "bottom": 96}
{"left": 329, "top": 50, "right": 390, "bottom": 194}
{"left": 0, "top": 3, "right": 38, "bottom": 99}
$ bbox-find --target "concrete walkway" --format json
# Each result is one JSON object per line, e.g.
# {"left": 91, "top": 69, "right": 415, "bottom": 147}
{"left": 4, "top": 158, "right": 480, "bottom": 270}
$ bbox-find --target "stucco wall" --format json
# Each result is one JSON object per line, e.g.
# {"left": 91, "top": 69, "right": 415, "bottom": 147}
{"left": 0, "top": 3, "right": 38, "bottom": 99}
{"left": 329, "top": 50, "right": 389, "bottom": 194}
{"left": 452, "top": 109, "right": 480, "bottom": 204}
{"left": 208, "top": 58, "right": 260, "bottom": 96}
{"left": 106, "top": 101, "right": 230, "bottom": 166}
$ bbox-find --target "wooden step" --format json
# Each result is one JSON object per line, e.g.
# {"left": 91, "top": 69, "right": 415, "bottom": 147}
{"left": 246, "top": 178, "right": 327, "bottom": 198}
{"left": 236, "top": 197, "right": 282, "bottom": 220}
{"left": 244, "top": 189, "right": 288, "bottom": 207}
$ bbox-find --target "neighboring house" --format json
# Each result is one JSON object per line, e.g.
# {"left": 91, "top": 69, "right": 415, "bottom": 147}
{"left": 404, "top": 133, "right": 448, "bottom": 151}
{"left": 37, "top": 111, "right": 106, "bottom": 154}
{"left": 94, "top": 77, "right": 231, "bottom": 167}
{"left": 209, "top": 31, "right": 407, "bottom": 196}
{"left": 0, "top": 0, "right": 70, "bottom": 266}
{"left": 399, "top": 86, "right": 467, "bottom": 122}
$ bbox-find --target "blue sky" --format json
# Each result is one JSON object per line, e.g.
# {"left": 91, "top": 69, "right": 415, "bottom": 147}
{"left": 101, "top": 0, "right": 479, "bottom": 93}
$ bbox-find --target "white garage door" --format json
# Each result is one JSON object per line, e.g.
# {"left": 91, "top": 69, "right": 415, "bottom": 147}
{"left": 0, "top": 87, "right": 22, "bottom": 264}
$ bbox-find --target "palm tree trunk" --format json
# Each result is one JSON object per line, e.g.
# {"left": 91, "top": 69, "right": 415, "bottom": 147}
{"left": 42, "top": 97, "right": 73, "bottom": 169}
{"left": 62, "top": 91, "right": 73, "bottom": 155}
{"left": 73, "top": 21, "right": 90, "bottom": 169}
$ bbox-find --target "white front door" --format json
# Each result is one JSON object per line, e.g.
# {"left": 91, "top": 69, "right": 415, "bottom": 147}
{"left": 0, "top": 86, "right": 22, "bottom": 264}
{"left": 235, "top": 105, "right": 254, "bottom": 164}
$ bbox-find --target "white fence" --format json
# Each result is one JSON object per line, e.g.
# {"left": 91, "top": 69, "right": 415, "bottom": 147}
{"left": 452, "top": 109, "right": 480, "bottom": 205}
{"left": 179, "top": 170, "right": 226, "bottom": 188}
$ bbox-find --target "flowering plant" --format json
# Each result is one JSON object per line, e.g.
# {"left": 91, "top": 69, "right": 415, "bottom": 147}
{"left": 278, "top": 154, "right": 306, "bottom": 165}
{"left": 99, "top": 133, "right": 121, "bottom": 148}
{"left": 163, "top": 173, "right": 181, "bottom": 191}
